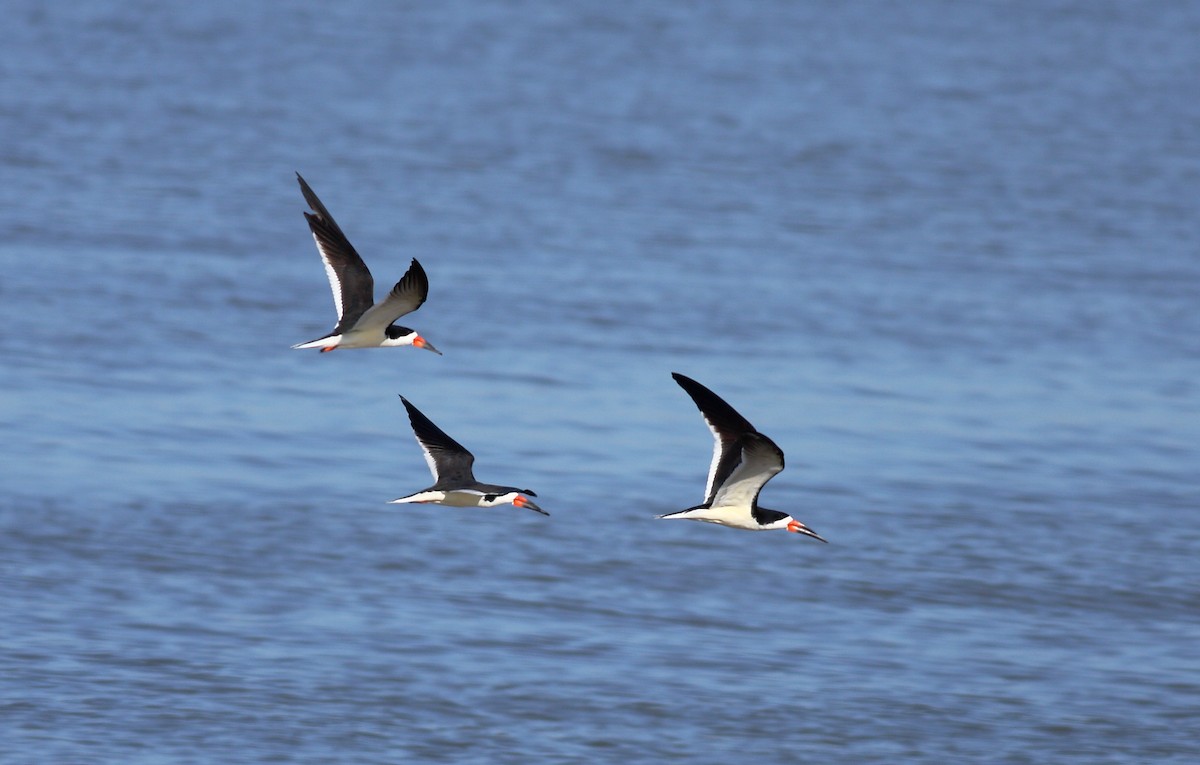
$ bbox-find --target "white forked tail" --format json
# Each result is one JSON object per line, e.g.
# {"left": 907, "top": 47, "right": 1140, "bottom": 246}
{"left": 388, "top": 490, "right": 445, "bottom": 504}
{"left": 291, "top": 334, "right": 341, "bottom": 350}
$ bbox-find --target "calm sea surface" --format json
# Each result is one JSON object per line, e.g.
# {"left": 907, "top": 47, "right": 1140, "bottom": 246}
{"left": 2, "top": 1, "right": 1198, "bottom": 763}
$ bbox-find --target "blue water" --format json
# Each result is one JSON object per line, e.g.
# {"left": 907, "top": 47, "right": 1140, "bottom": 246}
{"left": 2, "top": 1, "right": 1198, "bottom": 762}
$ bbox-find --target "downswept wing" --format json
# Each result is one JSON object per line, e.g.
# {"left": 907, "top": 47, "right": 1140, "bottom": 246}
{"left": 400, "top": 397, "right": 476, "bottom": 486}
{"left": 672, "top": 373, "right": 757, "bottom": 504}
{"left": 296, "top": 173, "right": 375, "bottom": 333}
{"left": 709, "top": 432, "right": 785, "bottom": 510}
{"left": 353, "top": 259, "right": 430, "bottom": 331}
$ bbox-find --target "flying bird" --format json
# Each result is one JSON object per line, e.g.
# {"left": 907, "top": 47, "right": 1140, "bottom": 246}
{"left": 389, "top": 396, "right": 546, "bottom": 516}
{"left": 658, "top": 373, "right": 826, "bottom": 540}
{"left": 291, "top": 173, "right": 440, "bottom": 354}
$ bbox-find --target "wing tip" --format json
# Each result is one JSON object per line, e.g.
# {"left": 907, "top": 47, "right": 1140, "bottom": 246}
{"left": 401, "top": 257, "right": 429, "bottom": 287}
{"left": 399, "top": 395, "right": 420, "bottom": 418}
{"left": 671, "top": 371, "right": 757, "bottom": 435}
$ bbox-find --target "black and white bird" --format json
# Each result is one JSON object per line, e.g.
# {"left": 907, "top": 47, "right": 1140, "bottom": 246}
{"left": 658, "top": 373, "right": 826, "bottom": 540}
{"left": 291, "top": 173, "right": 441, "bottom": 354}
{"left": 389, "top": 396, "right": 547, "bottom": 516}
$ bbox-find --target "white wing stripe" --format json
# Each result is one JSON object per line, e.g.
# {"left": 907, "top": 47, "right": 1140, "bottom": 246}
{"left": 703, "top": 418, "right": 725, "bottom": 502}
{"left": 417, "top": 440, "right": 440, "bottom": 481}
{"left": 314, "top": 234, "right": 345, "bottom": 320}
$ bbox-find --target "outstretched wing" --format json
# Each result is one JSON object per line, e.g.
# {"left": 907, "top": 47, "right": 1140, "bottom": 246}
{"left": 709, "top": 432, "right": 785, "bottom": 509}
{"left": 352, "top": 259, "right": 430, "bottom": 331}
{"left": 296, "top": 173, "right": 375, "bottom": 333}
{"left": 400, "top": 396, "right": 476, "bottom": 486}
{"left": 672, "top": 373, "right": 758, "bottom": 504}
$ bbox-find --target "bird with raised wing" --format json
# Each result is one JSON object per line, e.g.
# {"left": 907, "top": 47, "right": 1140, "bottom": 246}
{"left": 389, "top": 396, "right": 546, "bottom": 516}
{"left": 658, "top": 373, "right": 825, "bottom": 540}
{"left": 291, "top": 173, "right": 441, "bottom": 354}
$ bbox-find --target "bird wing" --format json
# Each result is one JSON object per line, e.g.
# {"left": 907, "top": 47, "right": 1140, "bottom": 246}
{"left": 350, "top": 258, "right": 430, "bottom": 332}
{"left": 672, "top": 373, "right": 757, "bottom": 504}
{"left": 296, "top": 173, "right": 375, "bottom": 333}
{"left": 400, "top": 397, "right": 476, "bottom": 486}
{"left": 709, "top": 432, "right": 785, "bottom": 509}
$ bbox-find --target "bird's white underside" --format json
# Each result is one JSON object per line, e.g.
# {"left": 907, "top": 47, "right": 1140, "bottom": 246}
{"left": 658, "top": 505, "right": 791, "bottom": 530}
{"left": 291, "top": 327, "right": 420, "bottom": 350}
{"left": 389, "top": 489, "right": 521, "bottom": 508}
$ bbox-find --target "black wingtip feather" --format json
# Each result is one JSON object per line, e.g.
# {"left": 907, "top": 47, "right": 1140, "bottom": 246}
{"left": 390, "top": 258, "right": 430, "bottom": 302}
{"left": 671, "top": 372, "right": 757, "bottom": 435}
{"left": 296, "top": 173, "right": 351, "bottom": 243}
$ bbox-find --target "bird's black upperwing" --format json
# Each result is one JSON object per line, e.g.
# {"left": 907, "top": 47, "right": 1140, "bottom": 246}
{"left": 296, "top": 173, "right": 375, "bottom": 332}
{"left": 400, "top": 396, "right": 476, "bottom": 486}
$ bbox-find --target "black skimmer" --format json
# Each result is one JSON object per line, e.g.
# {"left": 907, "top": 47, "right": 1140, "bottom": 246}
{"left": 658, "top": 373, "right": 826, "bottom": 540}
{"left": 291, "top": 173, "right": 441, "bottom": 354}
{"left": 389, "top": 396, "right": 547, "bottom": 516}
